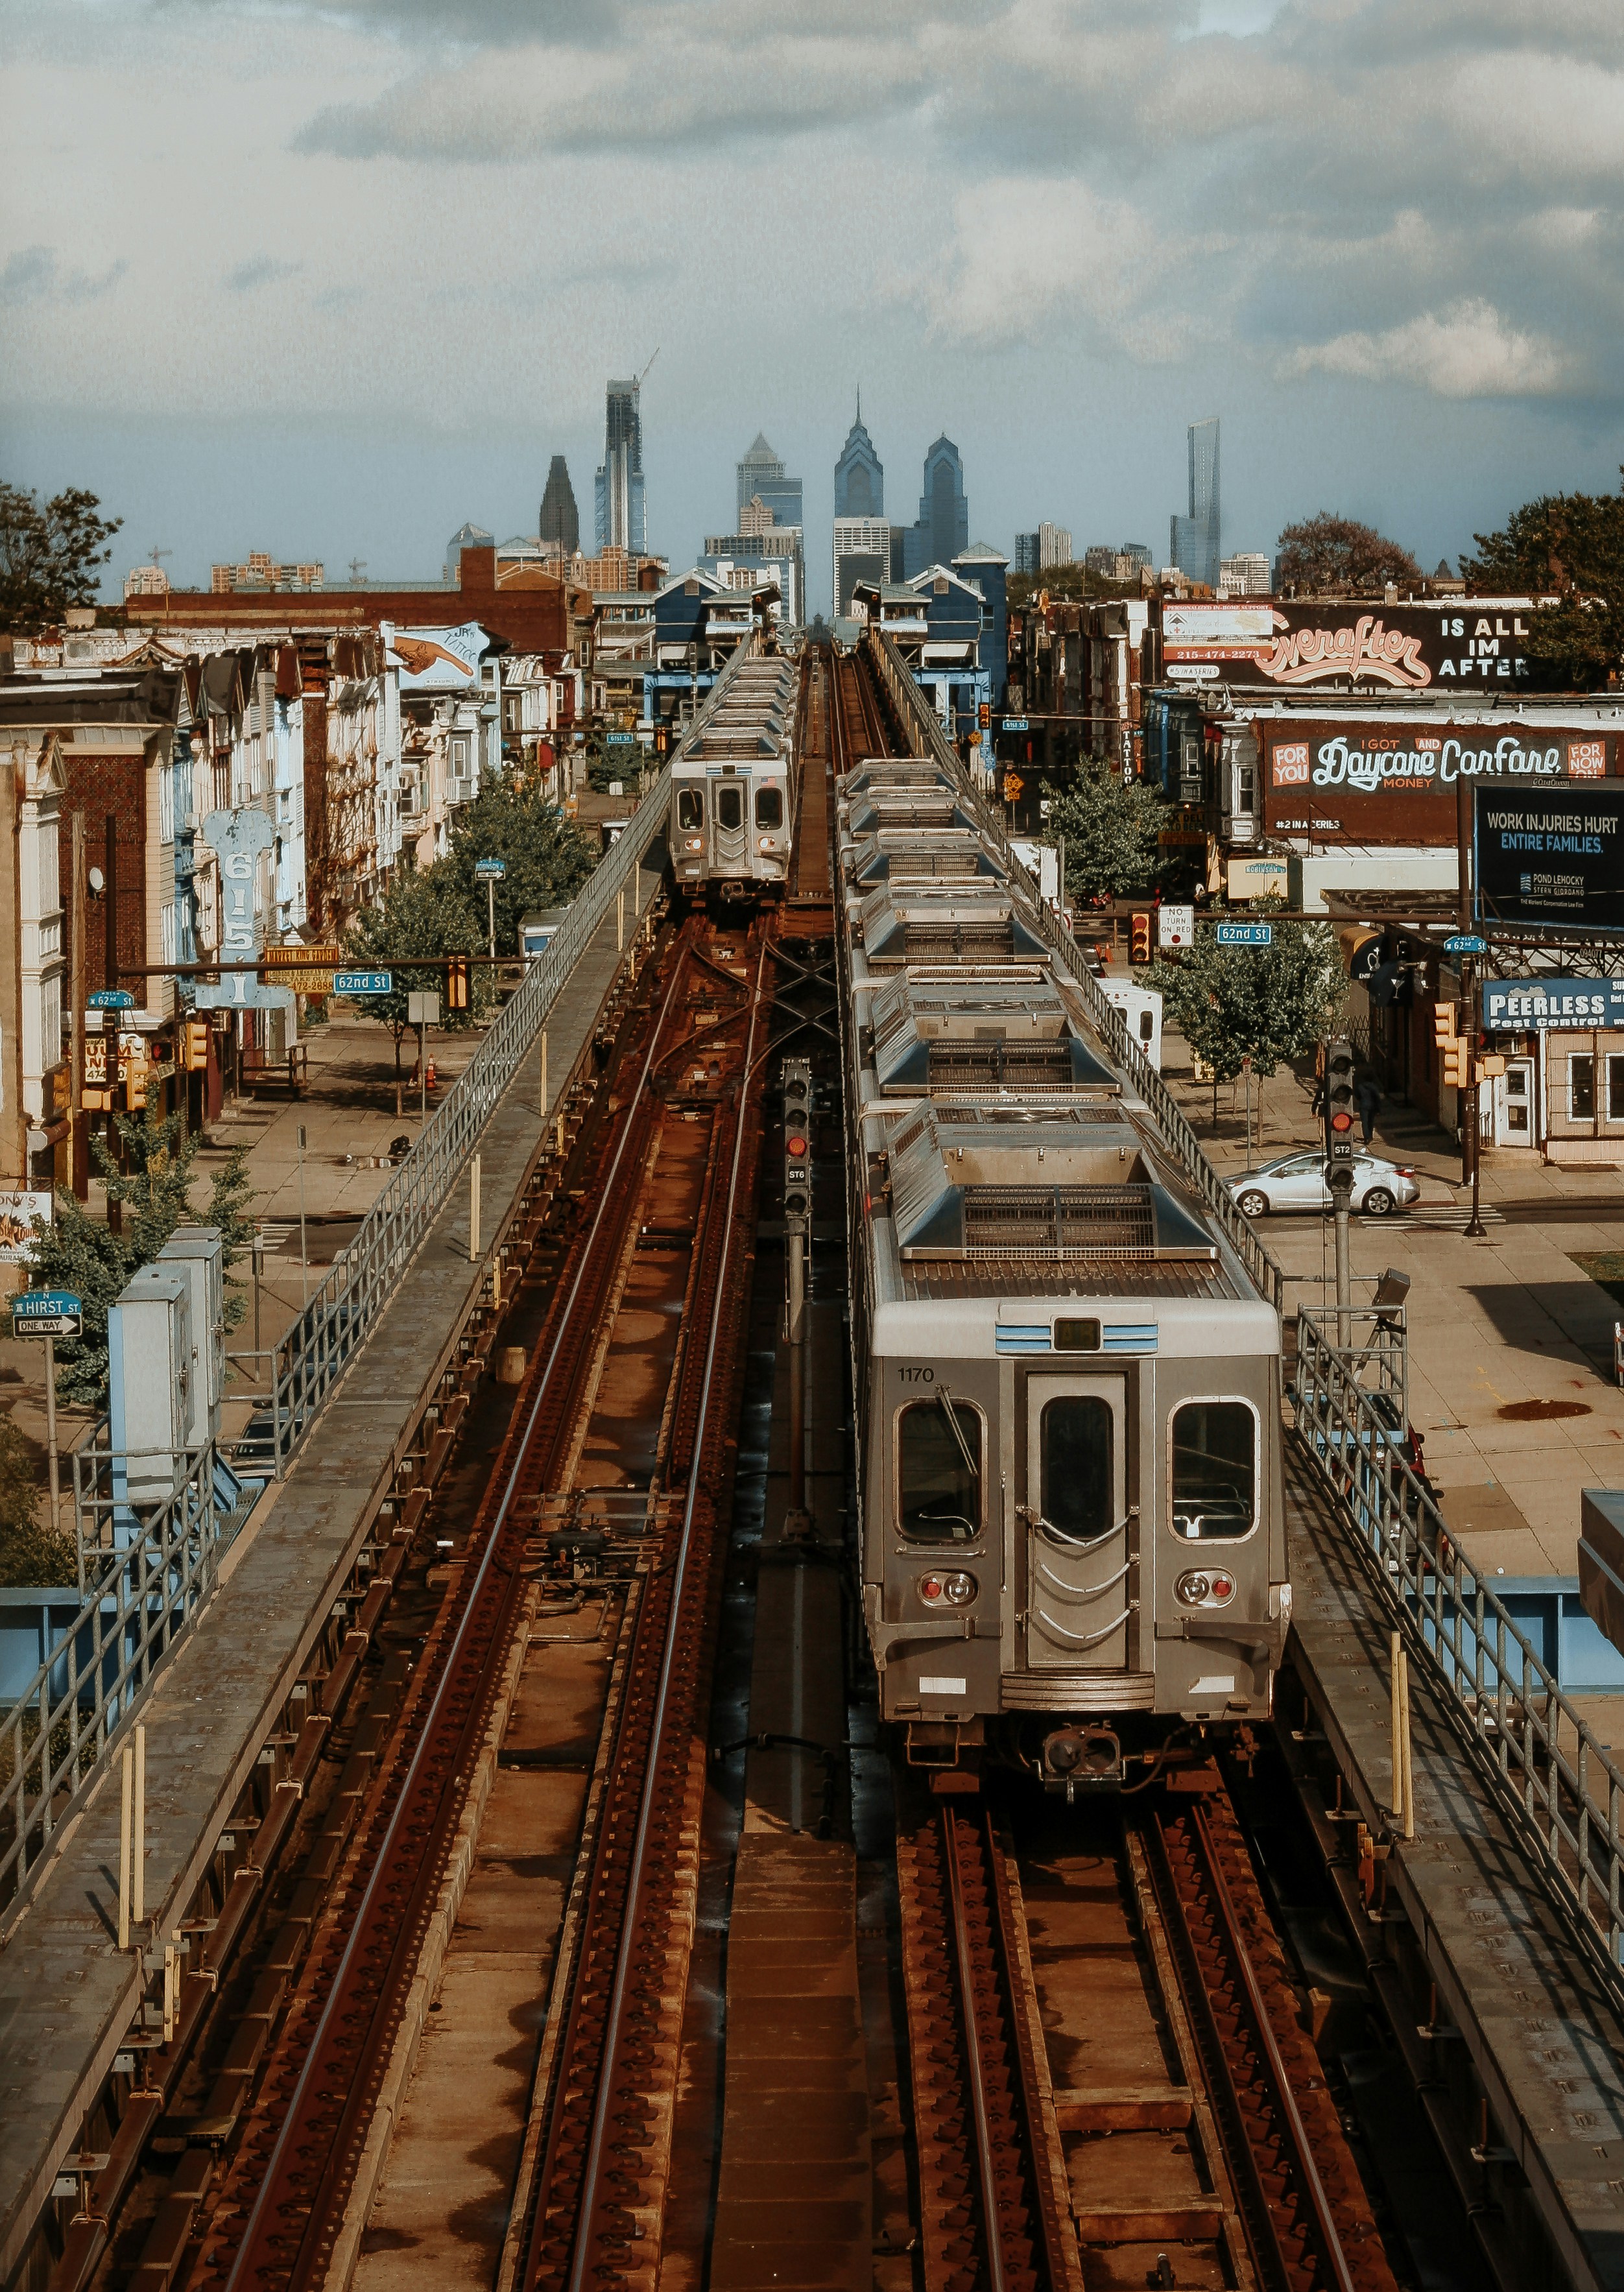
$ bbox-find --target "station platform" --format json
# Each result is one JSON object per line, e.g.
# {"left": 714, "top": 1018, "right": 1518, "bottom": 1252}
{"left": 1284, "top": 1440, "right": 1624, "bottom": 2292}
{"left": 0, "top": 863, "right": 661, "bottom": 2276}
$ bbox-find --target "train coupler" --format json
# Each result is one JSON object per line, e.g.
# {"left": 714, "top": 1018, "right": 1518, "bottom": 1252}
{"left": 1041, "top": 1725, "right": 1122, "bottom": 1797}
{"left": 905, "top": 1717, "right": 984, "bottom": 1771}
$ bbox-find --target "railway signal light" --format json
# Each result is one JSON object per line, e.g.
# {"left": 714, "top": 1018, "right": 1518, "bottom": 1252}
{"left": 1129, "top": 913, "right": 1152, "bottom": 966}
{"left": 782, "top": 1058, "right": 812, "bottom": 1233}
{"left": 446, "top": 955, "right": 470, "bottom": 1012}
{"left": 1324, "top": 1035, "right": 1356, "bottom": 1162}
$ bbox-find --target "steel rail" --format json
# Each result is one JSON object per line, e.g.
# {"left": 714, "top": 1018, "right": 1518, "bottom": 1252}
{"left": 941, "top": 1809, "right": 1012, "bottom": 2292}
{"left": 217, "top": 935, "right": 696, "bottom": 2292}
{"left": 557, "top": 927, "right": 772, "bottom": 2292}
{"left": 1185, "top": 1800, "right": 1360, "bottom": 2292}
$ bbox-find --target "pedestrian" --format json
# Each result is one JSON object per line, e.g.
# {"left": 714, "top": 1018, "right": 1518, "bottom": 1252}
{"left": 1354, "top": 1071, "right": 1381, "bottom": 1147}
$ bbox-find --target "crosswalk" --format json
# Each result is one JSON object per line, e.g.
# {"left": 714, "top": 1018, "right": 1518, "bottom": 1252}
{"left": 1396, "top": 1202, "right": 1507, "bottom": 1232}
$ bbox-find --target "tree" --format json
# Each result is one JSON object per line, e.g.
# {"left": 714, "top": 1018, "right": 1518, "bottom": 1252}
{"left": 1459, "top": 470, "right": 1624, "bottom": 691}
{"left": 1274, "top": 514, "right": 1421, "bottom": 596}
{"left": 0, "top": 482, "right": 123, "bottom": 630}
{"left": 0, "top": 1416, "right": 77, "bottom": 1588}
{"left": 1043, "top": 760, "right": 1167, "bottom": 901}
{"left": 438, "top": 767, "right": 597, "bottom": 951}
{"left": 1149, "top": 917, "right": 1342, "bottom": 1085}
{"left": 344, "top": 865, "right": 494, "bottom": 1077}
{"left": 28, "top": 1103, "right": 254, "bottom": 1407}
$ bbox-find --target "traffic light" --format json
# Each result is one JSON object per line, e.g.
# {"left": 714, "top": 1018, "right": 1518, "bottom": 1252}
{"left": 654, "top": 724, "right": 669, "bottom": 756}
{"left": 1433, "top": 1001, "right": 1457, "bottom": 1048}
{"left": 1129, "top": 913, "right": 1152, "bottom": 965}
{"left": 1324, "top": 1035, "right": 1356, "bottom": 1160}
{"left": 1441, "top": 1038, "right": 1470, "bottom": 1091}
{"left": 184, "top": 1019, "right": 211, "bottom": 1072}
{"left": 1476, "top": 1053, "right": 1507, "bottom": 1081}
{"left": 446, "top": 955, "right": 470, "bottom": 1012}
{"left": 782, "top": 1058, "right": 812, "bottom": 1232}
{"left": 978, "top": 700, "right": 991, "bottom": 730}
{"left": 124, "top": 1047, "right": 150, "bottom": 1111}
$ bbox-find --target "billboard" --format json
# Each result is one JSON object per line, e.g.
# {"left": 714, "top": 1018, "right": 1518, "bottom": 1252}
{"left": 1162, "top": 601, "right": 1540, "bottom": 694}
{"left": 1261, "top": 720, "right": 1618, "bottom": 845}
{"left": 1475, "top": 785, "right": 1624, "bottom": 933}
{"left": 1482, "top": 979, "right": 1624, "bottom": 1032}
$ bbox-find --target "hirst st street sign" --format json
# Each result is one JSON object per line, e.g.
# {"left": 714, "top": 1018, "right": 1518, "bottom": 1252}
{"left": 11, "top": 1289, "right": 83, "bottom": 1337}
{"left": 333, "top": 970, "right": 392, "bottom": 996}
{"left": 474, "top": 858, "right": 507, "bottom": 879}
{"left": 1215, "top": 922, "right": 1274, "bottom": 947}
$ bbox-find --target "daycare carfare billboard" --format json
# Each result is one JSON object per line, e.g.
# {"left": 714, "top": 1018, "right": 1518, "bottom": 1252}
{"left": 1261, "top": 719, "right": 1617, "bottom": 845}
{"left": 1475, "top": 783, "right": 1624, "bottom": 933}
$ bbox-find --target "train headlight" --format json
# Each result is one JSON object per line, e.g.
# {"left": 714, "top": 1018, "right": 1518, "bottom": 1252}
{"left": 918, "top": 1570, "right": 977, "bottom": 1607}
{"left": 684, "top": 836, "right": 703, "bottom": 853}
{"left": 1176, "top": 1569, "right": 1236, "bottom": 1607}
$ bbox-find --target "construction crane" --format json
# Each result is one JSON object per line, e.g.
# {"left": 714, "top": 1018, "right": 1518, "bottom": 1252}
{"left": 636, "top": 346, "right": 660, "bottom": 392}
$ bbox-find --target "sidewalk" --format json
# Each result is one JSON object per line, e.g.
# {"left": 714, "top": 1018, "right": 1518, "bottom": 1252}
{"left": 1148, "top": 996, "right": 1624, "bottom": 1632}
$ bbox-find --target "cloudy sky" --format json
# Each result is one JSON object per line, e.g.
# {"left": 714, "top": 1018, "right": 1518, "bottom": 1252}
{"left": 2, "top": 0, "right": 1621, "bottom": 614}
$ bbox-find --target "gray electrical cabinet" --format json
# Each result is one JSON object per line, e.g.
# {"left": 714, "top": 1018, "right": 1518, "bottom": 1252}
{"left": 158, "top": 1226, "right": 225, "bottom": 1449}
{"left": 108, "top": 1268, "right": 192, "bottom": 1503}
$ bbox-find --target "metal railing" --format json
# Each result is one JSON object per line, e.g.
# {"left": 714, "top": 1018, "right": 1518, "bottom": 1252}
{"left": 1294, "top": 1311, "right": 1624, "bottom": 2017}
{"left": 228, "top": 772, "right": 671, "bottom": 1477}
{"left": 1, "top": 1439, "right": 227, "bottom": 1921}
{"left": 862, "top": 629, "right": 1285, "bottom": 1313}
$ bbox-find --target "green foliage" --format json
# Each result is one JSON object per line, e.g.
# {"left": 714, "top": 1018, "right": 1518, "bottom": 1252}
{"left": 1008, "top": 562, "right": 1142, "bottom": 610}
{"left": 1459, "top": 469, "right": 1624, "bottom": 691}
{"left": 1043, "top": 760, "right": 1167, "bottom": 901}
{"left": 1274, "top": 513, "right": 1421, "bottom": 595}
{"left": 344, "top": 767, "right": 598, "bottom": 1046}
{"left": 0, "top": 1416, "right": 77, "bottom": 1588}
{"left": 1149, "top": 914, "right": 1343, "bottom": 1083}
{"left": 28, "top": 1103, "right": 255, "bottom": 1405}
{"left": 439, "top": 768, "right": 597, "bottom": 949}
{"left": 343, "top": 866, "right": 491, "bottom": 1043}
{"left": 0, "top": 481, "right": 123, "bottom": 631}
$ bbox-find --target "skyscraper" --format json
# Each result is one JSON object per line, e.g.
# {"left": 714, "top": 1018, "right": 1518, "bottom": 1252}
{"left": 538, "top": 456, "right": 579, "bottom": 554}
{"left": 1014, "top": 523, "right": 1071, "bottom": 573}
{"left": 595, "top": 377, "right": 647, "bottom": 555}
{"left": 1169, "top": 416, "right": 1220, "bottom": 590}
{"left": 833, "top": 398, "right": 884, "bottom": 519}
{"left": 899, "top": 436, "right": 969, "bottom": 579}
{"left": 735, "top": 434, "right": 803, "bottom": 529}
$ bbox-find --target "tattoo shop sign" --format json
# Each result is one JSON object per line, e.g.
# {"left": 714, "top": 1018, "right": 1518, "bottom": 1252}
{"left": 1162, "top": 601, "right": 1540, "bottom": 692}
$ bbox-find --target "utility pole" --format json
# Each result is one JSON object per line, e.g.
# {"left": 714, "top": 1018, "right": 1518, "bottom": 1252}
{"left": 70, "top": 811, "right": 86, "bottom": 1199}
{"left": 1455, "top": 769, "right": 1487, "bottom": 1237}
{"left": 1324, "top": 1035, "right": 1357, "bottom": 1348}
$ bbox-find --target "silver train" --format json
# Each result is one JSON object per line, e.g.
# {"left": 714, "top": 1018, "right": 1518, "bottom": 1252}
{"left": 669, "top": 643, "right": 802, "bottom": 902}
{"left": 833, "top": 739, "right": 1288, "bottom": 1792}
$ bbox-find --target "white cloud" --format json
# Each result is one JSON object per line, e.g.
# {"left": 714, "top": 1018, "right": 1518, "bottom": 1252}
{"left": 1282, "top": 300, "right": 1575, "bottom": 398}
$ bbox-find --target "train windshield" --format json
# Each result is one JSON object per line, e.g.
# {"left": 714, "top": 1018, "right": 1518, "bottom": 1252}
{"left": 898, "top": 1396, "right": 981, "bottom": 1541}
{"left": 756, "top": 784, "right": 783, "bottom": 830}
{"left": 717, "top": 783, "right": 745, "bottom": 830}
{"left": 677, "top": 789, "right": 704, "bottom": 830}
{"left": 1038, "top": 1397, "right": 1112, "bottom": 1542}
{"left": 1170, "top": 1402, "right": 1256, "bottom": 1540}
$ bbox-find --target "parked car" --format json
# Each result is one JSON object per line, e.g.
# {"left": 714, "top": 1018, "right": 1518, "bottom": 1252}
{"left": 1226, "top": 1152, "right": 1420, "bottom": 1219}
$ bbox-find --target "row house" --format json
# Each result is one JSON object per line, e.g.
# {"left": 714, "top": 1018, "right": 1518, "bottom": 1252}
{"left": 1, "top": 730, "right": 66, "bottom": 1196}
{"left": 1005, "top": 596, "right": 1152, "bottom": 785}
{"left": 383, "top": 622, "right": 501, "bottom": 865}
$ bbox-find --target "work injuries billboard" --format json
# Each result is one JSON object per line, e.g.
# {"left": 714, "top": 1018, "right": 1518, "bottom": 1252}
{"left": 1261, "top": 719, "right": 1617, "bottom": 844}
{"left": 1162, "top": 601, "right": 1539, "bottom": 693}
{"left": 1475, "top": 784, "right": 1624, "bottom": 933}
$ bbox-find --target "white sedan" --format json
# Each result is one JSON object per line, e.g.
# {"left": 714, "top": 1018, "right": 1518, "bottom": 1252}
{"left": 1226, "top": 1152, "right": 1420, "bottom": 1220}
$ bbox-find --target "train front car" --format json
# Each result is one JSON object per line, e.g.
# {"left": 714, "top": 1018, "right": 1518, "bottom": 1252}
{"left": 669, "top": 649, "right": 800, "bottom": 904}
{"left": 836, "top": 743, "right": 1287, "bottom": 1796}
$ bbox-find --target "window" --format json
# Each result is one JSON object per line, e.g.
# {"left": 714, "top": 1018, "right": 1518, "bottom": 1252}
{"left": 755, "top": 784, "right": 783, "bottom": 830}
{"left": 1610, "top": 1056, "right": 1624, "bottom": 1124}
{"left": 1038, "top": 1396, "right": 1113, "bottom": 1542}
{"left": 1570, "top": 1055, "right": 1595, "bottom": 1121}
{"left": 1170, "top": 1400, "right": 1256, "bottom": 1540}
{"left": 158, "top": 765, "right": 174, "bottom": 845}
{"left": 677, "top": 788, "right": 704, "bottom": 831}
{"left": 898, "top": 1396, "right": 981, "bottom": 1542}
{"left": 717, "top": 784, "right": 745, "bottom": 831}
{"left": 161, "top": 902, "right": 176, "bottom": 965}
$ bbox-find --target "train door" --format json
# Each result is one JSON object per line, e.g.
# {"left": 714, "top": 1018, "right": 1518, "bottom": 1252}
{"left": 1023, "top": 1374, "right": 1133, "bottom": 1670}
{"left": 712, "top": 774, "right": 750, "bottom": 875}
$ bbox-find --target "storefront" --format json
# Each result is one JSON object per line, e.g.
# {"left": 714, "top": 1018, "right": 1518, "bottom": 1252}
{"left": 1481, "top": 978, "right": 1624, "bottom": 1165}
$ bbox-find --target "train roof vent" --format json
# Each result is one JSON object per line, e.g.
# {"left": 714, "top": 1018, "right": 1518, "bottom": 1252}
{"left": 962, "top": 1186, "right": 1156, "bottom": 1258}
{"left": 868, "top": 970, "right": 1118, "bottom": 1095}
